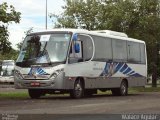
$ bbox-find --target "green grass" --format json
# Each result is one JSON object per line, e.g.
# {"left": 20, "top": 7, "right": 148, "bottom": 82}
{"left": 0, "top": 86, "right": 160, "bottom": 99}
{"left": 97, "top": 86, "right": 160, "bottom": 95}
{"left": 0, "top": 92, "right": 29, "bottom": 99}
{"left": 97, "top": 90, "right": 112, "bottom": 95}
{"left": 129, "top": 87, "right": 160, "bottom": 93}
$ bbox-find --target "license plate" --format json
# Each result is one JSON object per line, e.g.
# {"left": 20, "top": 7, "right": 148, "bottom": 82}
{"left": 30, "top": 82, "right": 40, "bottom": 86}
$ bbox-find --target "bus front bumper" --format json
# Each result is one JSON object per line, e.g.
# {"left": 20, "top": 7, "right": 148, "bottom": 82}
{"left": 14, "top": 79, "right": 55, "bottom": 89}
{"left": 0, "top": 76, "right": 14, "bottom": 83}
{"left": 14, "top": 72, "right": 66, "bottom": 89}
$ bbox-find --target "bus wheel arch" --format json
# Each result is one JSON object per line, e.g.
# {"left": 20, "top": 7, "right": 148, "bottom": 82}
{"left": 70, "top": 77, "right": 85, "bottom": 99}
{"left": 111, "top": 79, "right": 128, "bottom": 96}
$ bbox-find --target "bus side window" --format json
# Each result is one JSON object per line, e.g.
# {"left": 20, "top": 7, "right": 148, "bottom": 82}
{"left": 79, "top": 35, "right": 93, "bottom": 61}
{"left": 69, "top": 34, "right": 93, "bottom": 63}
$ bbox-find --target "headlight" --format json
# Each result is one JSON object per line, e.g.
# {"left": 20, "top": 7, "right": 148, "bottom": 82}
{"left": 50, "top": 68, "right": 64, "bottom": 79}
{"left": 14, "top": 70, "right": 23, "bottom": 79}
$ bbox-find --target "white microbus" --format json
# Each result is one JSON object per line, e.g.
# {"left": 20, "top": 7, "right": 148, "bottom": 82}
{"left": 14, "top": 29, "right": 147, "bottom": 99}
{"left": 0, "top": 60, "right": 14, "bottom": 83}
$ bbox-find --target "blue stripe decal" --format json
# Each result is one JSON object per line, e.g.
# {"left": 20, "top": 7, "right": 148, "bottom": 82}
{"left": 130, "top": 73, "right": 143, "bottom": 77}
{"left": 100, "top": 62, "right": 144, "bottom": 77}
{"left": 128, "top": 71, "right": 135, "bottom": 75}
{"left": 39, "top": 70, "right": 44, "bottom": 74}
{"left": 100, "top": 63, "right": 108, "bottom": 76}
{"left": 123, "top": 67, "right": 132, "bottom": 74}
{"left": 28, "top": 67, "right": 49, "bottom": 75}
{"left": 115, "top": 63, "right": 124, "bottom": 73}
{"left": 120, "top": 64, "right": 128, "bottom": 72}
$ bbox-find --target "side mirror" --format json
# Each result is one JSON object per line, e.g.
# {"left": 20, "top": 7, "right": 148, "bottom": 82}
{"left": 74, "top": 43, "right": 80, "bottom": 53}
{"left": 72, "top": 33, "right": 78, "bottom": 41}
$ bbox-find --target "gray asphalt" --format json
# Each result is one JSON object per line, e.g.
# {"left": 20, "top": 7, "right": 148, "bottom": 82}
{"left": 0, "top": 87, "right": 160, "bottom": 114}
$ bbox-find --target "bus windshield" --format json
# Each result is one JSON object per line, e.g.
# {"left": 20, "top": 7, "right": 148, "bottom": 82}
{"left": 16, "top": 33, "right": 71, "bottom": 67}
{"left": 2, "top": 61, "right": 14, "bottom": 66}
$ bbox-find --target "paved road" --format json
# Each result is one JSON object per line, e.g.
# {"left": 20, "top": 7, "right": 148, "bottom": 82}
{"left": 0, "top": 88, "right": 160, "bottom": 114}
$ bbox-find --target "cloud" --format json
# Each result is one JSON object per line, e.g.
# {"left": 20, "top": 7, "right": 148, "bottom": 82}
{"left": 0, "top": 0, "right": 65, "bottom": 49}
{"left": 1, "top": 0, "right": 65, "bottom": 16}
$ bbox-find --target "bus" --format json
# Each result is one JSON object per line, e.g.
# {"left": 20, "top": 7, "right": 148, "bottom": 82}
{"left": 14, "top": 29, "right": 147, "bottom": 99}
{"left": 0, "top": 60, "right": 15, "bottom": 83}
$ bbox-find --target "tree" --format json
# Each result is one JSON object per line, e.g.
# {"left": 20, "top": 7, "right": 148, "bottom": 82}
{"left": 134, "top": 0, "right": 160, "bottom": 87}
{"left": 0, "top": 2, "right": 21, "bottom": 54}
{"left": 16, "top": 27, "right": 33, "bottom": 51}
{"left": 50, "top": 0, "right": 101, "bottom": 30}
{"left": 0, "top": 49, "right": 19, "bottom": 61}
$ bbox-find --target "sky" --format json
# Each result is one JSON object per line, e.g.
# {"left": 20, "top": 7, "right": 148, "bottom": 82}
{"left": 0, "top": 0, "right": 65, "bottom": 50}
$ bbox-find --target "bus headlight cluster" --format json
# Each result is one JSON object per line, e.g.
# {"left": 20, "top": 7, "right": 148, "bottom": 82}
{"left": 14, "top": 70, "right": 23, "bottom": 79}
{"left": 50, "top": 68, "right": 64, "bottom": 79}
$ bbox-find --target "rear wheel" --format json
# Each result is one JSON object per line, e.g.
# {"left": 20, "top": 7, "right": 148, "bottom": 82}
{"left": 70, "top": 79, "right": 84, "bottom": 99}
{"left": 120, "top": 80, "right": 128, "bottom": 96}
{"left": 28, "top": 89, "right": 42, "bottom": 99}
{"left": 111, "top": 80, "right": 128, "bottom": 96}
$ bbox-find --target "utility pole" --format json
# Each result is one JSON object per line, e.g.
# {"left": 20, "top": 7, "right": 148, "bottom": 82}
{"left": 46, "top": 0, "right": 47, "bottom": 30}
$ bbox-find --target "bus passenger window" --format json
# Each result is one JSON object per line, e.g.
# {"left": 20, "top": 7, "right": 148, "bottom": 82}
{"left": 69, "top": 34, "right": 93, "bottom": 64}
{"left": 78, "top": 35, "right": 93, "bottom": 61}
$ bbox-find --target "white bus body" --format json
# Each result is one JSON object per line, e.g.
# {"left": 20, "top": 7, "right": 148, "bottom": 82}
{"left": 0, "top": 60, "right": 14, "bottom": 83}
{"left": 14, "top": 29, "right": 147, "bottom": 98}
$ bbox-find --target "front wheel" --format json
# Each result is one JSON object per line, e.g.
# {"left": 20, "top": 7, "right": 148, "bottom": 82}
{"left": 70, "top": 79, "right": 84, "bottom": 99}
{"left": 28, "top": 89, "right": 42, "bottom": 99}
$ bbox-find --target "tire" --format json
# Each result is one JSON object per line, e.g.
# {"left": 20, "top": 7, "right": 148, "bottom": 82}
{"left": 111, "top": 80, "right": 128, "bottom": 96}
{"left": 28, "top": 89, "right": 42, "bottom": 99}
{"left": 120, "top": 80, "right": 128, "bottom": 96}
{"left": 70, "top": 79, "right": 84, "bottom": 99}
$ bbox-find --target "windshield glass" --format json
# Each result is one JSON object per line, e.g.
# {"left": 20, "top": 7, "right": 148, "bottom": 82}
{"left": 16, "top": 33, "right": 71, "bottom": 67}
{"left": 2, "top": 62, "right": 14, "bottom": 66}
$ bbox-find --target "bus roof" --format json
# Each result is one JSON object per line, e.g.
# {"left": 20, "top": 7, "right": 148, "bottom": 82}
{"left": 3, "top": 60, "right": 14, "bottom": 62}
{"left": 31, "top": 28, "right": 88, "bottom": 34}
{"left": 30, "top": 28, "right": 145, "bottom": 44}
